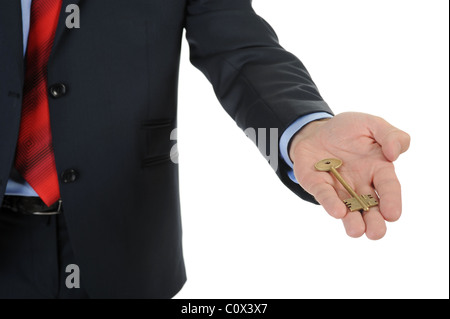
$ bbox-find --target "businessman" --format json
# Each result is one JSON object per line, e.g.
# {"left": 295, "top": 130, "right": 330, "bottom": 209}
{"left": 0, "top": 0, "right": 410, "bottom": 298}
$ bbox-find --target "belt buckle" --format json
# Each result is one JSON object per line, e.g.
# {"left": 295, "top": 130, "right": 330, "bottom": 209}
{"left": 31, "top": 199, "right": 63, "bottom": 216}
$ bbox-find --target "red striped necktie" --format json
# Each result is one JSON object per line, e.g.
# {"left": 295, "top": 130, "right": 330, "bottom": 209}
{"left": 15, "top": 0, "right": 63, "bottom": 207}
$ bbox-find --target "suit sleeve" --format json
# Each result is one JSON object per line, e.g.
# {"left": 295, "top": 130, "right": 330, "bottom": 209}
{"left": 185, "top": 0, "right": 333, "bottom": 204}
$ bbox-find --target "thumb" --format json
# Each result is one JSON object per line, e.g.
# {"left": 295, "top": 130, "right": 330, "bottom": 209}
{"left": 368, "top": 116, "right": 411, "bottom": 162}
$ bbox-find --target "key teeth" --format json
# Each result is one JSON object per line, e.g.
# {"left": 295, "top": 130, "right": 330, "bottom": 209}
{"left": 361, "top": 194, "right": 379, "bottom": 206}
{"left": 344, "top": 200, "right": 353, "bottom": 209}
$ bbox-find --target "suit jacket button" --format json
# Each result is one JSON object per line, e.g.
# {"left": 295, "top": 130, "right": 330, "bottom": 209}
{"left": 49, "top": 83, "right": 67, "bottom": 98}
{"left": 61, "top": 169, "right": 78, "bottom": 183}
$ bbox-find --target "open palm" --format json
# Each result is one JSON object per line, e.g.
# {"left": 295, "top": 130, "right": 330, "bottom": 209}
{"left": 289, "top": 112, "right": 411, "bottom": 240}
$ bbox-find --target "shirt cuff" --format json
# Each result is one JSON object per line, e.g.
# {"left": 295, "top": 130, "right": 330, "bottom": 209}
{"left": 279, "top": 112, "right": 333, "bottom": 184}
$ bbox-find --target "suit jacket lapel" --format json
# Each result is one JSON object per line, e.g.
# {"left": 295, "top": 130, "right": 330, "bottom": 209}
{"left": 0, "top": 0, "right": 83, "bottom": 80}
{"left": 0, "top": 0, "right": 25, "bottom": 83}
{"left": 51, "top": 0, "right": 82, "bottom": 58}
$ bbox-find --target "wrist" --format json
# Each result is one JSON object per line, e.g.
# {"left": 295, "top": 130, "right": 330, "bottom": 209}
{"left": 288, "top": 118, "right": 331, "bottom": 162}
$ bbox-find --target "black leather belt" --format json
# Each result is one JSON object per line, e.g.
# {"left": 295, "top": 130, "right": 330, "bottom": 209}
{"left": 1, "top": 196, "right": 63, "bottom": 215}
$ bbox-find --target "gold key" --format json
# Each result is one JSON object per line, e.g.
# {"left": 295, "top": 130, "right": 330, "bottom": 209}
{"left": 315, "top": 158, "right": 378, "bottom": 212}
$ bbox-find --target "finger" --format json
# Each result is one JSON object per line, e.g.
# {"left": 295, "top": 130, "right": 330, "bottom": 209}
{"left": 342, "top": 211, "right": 365, "bottom": 238}
{"left": 368, "top": 116, "right": 411, "bottom": 162}
{"left": 362, "top": 209, "right": 387, "bottom": 240}
{"left": 373, "top": 164, "right": 402, "bottom": 222}
{"left": 357, "top": 185, "right": 387, "bottom": 240}
{"left": 308, "top": 182, "right": 348, "bottom": 219}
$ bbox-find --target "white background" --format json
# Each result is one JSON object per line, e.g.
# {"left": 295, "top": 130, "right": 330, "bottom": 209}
{"left": 174, "top": 0, "right": 449, "bottom": 299}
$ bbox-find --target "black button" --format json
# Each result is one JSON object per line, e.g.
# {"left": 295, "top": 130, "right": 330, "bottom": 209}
{"left": 49, "top": 83, "right": 67, "bottom": 98}
{"left": 61, "top": 169, "right": 78, "bottom": 183}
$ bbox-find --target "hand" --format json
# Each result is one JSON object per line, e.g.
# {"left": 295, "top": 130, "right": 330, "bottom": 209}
{"left": 289, "top": 112, "right": 411, "bottom": 240}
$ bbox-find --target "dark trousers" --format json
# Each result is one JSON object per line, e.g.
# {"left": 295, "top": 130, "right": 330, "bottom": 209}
{"left": 0, "top": 207, "right": 89, "bottom": 299}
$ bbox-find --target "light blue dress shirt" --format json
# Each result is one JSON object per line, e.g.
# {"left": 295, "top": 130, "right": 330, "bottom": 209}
{"left": 5, "top": 0, "right": 332, "bottom": 196}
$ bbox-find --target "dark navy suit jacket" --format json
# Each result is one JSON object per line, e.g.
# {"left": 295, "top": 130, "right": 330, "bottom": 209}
{"left": 0, "top": 0, "right": 332, "bottom": 298}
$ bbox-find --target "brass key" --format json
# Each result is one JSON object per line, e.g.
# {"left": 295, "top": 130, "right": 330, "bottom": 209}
{"left": 315, "top": 158, "right": 378, "bottom": 212}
